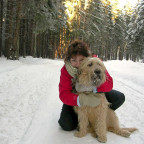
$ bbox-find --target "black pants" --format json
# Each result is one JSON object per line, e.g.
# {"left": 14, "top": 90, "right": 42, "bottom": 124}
{"left": 58, "top": 90, "right": 125, "bottom": 131}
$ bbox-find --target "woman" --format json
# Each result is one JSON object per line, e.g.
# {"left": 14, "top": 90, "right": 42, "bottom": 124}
{"left": 58, "top": 40, "right": 125, "bottom": 131}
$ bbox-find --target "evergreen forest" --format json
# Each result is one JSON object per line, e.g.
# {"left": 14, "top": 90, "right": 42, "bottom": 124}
{"left": 0, "top": 0, "right": 144, "bottom": 62}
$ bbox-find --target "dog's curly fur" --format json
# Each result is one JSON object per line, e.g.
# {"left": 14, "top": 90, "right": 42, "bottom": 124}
{"left": 74, "top": 57, "right": 137, "bottom": 143}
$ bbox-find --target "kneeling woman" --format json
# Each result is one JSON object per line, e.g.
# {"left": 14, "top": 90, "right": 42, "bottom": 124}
{"left": 58, "top": 40, "right": 125, "bottom": 131}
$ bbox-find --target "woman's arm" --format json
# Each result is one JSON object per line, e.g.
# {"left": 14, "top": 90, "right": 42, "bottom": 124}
{"left": 59, "top": 66, "right": 78, "bottom": 106}
{"left": 97, "top": 70, "right": 113, "bottom": 92}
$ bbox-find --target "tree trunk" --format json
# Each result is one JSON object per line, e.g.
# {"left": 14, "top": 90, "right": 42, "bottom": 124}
{"left": 20, "top": 18, "right": 26, "bottom": 58}
{"left": 119, "top": 50, "right": 123, "bottom": 60}
{"left": 117, "top": 46, "right": 120, "bottom": 60}
{"left": 0, "top": 0, "right": 3, "bottom": 56}
{"left": 46, "top": 34, "right": 49, "bottom": 58}
{"left": 12, "top": 0, "right": 22, "bottom": 60}
{"left": 30, "top": 20, "right": 36, "bottom": 57}
{"left": 37, "top": 34, "right": 41, "bottom": 57}
{"left": 23, "top": 19, "right": 26, "bottom": 57}
{"left": 132, "top": 55, "right": 136, "bottom": 62}
{"left": 126, "top": 53, "right": 129, "bottom": 60}
{"left": 1, "top": 0, "right": 7, "bottom": 56}
{"left": 5, "top": 0, "right": 14, "bottom": 59}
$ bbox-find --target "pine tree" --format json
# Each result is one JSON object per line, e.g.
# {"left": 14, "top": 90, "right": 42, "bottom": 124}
{"left": 126, "top": 0, "right": 144, "bottom": 62}
{"left": 135, "top": 0, "right": 144, "bottom": 62}
{"left": 0, "top": 0, "right": 3, "bottom": 56}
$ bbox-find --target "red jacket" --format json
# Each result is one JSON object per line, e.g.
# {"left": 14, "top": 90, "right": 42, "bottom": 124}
{"left": 59, "top": 59, "right": 113, "bottom": 106}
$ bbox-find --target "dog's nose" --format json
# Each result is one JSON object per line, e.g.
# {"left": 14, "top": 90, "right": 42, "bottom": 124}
{"left": 94, "top": 70, "right": 101, "bottom": 75}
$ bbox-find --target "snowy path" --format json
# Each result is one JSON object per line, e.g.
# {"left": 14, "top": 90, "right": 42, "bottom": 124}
{"left": 0, "top": 57, "right": 144, "bottom": 144}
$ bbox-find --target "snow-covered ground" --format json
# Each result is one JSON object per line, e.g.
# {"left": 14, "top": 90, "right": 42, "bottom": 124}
{"left": 0, "top": 56, "right": 144, "bottom": 144}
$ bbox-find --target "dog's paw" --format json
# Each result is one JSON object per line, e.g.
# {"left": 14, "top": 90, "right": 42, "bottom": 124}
{"left": 120, "top": 130, "right": 131, "bottom": 137}
{"left": 97, "top": 135, "right": 107, "bottom": 143}
{"left": 74, "top": 131, "right": 86, "bottom": 137}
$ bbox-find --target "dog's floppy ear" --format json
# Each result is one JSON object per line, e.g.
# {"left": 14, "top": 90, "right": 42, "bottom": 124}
{"left": 78, "top": 57, "right": 89, "bottom": 75}
{"left": 80, "top": 57, "right": 89, "bottom": 67}
{"left": 77, "top": 57, "right": 87, "bottom": 75}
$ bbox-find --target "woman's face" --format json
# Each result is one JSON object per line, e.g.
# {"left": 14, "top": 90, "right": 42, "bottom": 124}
{"left": 70, "top": 54, "right": 85, "bottom": 68}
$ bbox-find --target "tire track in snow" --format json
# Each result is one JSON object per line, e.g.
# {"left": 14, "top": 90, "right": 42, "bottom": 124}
{"left": 115, "top": 79, "right": 144, "bottom": 96}
{"left": 0, "top": 63, "right": 60, "bottom": 144}
{"left": 114, "top": 77, "right": 144, "bottom": 135}
{"left": 16, "top": 64, "right": 61, "bottom": 144}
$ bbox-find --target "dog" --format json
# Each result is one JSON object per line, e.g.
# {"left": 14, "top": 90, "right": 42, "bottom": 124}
{"left": 74, "top": 57, "right": 137, "bottom": 143}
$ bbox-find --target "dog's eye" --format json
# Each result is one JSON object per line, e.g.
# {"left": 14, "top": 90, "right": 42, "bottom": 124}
{"left": 88, "top": 63, "right": 92, "bottom": 67}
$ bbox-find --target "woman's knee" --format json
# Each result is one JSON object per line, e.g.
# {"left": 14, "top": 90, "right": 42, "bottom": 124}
{"left": 58, "top": 118, "right": 77, "bottom": 131}
{"left": 120, "top": 92, "right": 125, "bottom": 104}
{"left": 118, "top": 92, "right": 125, "bottom": 107}
{"left": 112, "top": 92, "right": 125, "bottom": 110}
{"left": 106, "top": 90, "right": 125, "bottom": 110}
{"left": 58, "top": 104, "right": 78, "bottom": 131}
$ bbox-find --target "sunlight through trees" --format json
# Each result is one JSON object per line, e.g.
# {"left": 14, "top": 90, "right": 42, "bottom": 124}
{"left": 0, "top": 0, "right": 143, "bottom": 62}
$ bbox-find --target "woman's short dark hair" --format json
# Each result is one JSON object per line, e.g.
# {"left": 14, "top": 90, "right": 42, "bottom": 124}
{"left": 65, "top": 39, "right": 91, "bottom": 61}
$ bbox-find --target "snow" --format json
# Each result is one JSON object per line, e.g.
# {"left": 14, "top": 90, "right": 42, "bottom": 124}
{"left": 0, "top": 56, "right": 144, "bottom": 144}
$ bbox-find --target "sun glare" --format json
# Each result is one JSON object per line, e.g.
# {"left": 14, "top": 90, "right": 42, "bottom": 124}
{"left": 103, "top": 0, "right": 139, "bottom": 19}
{"left": 64, "top": 0, "right": 93, "bottom": 24}
{"left": 113, "top": 0, "right": 138, "bottom": 10}
{"left": 64, "top": 0, "right": 81, "bottom": 24}
{"left": 109, "top": 0, "right": 138, "bottom": 15}
{"left": 64, "top": 0, "right": 139, "bottom": 25}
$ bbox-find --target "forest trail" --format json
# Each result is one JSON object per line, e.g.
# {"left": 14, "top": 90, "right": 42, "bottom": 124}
{"left": 0, "top": 57, "right": 143, "bottom": 144}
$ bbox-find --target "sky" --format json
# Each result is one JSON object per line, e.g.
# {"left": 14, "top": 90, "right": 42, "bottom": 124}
{"left": 0, "top": 56, "right": 144, "bottom": 144}
{"left": 117, "top": 0, "right": 138, "bottom": 8}
{"left": 110, "top": 0, "right": 139, "bottom": 10}
{"left": 64, "top": 0, "right": 139, "bottom": 24}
